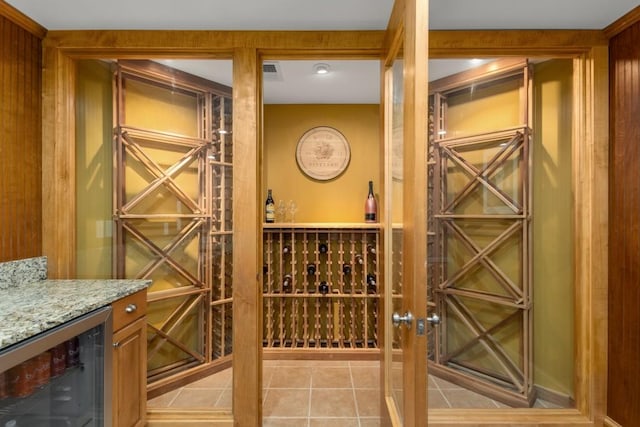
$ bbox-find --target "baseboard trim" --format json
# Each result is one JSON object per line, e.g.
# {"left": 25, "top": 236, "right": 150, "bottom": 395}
{"left": 604, "top": 416, "right": 623, "bottom": 427}
{"left": 534, "top": 384, "right": 575, "bottom": 408}
{"left": 147, "top": 409, "right": 233, "bottom": 426}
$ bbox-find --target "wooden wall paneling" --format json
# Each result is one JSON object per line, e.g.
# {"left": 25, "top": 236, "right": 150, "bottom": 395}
{"left": 0, "top": 0, "right": 47, "bottom": 38}
{"left": 604, "top": 5, "right": 640, "bottom": 39}
{"left": 0, "top": 15, "right": 42, "bottom": 262}
{"left": 608, "top": 20, "right": 640, "bottom": 427}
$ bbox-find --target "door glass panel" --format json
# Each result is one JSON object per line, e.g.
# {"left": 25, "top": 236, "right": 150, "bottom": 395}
{"left": 389, "top": 57, "right": 405, "bottom": 420}
{"left": 426, "top": 57, "right": 575, "bottom": 409}
{"left": 75, "top": 58, "right": 234, "bottom": 410}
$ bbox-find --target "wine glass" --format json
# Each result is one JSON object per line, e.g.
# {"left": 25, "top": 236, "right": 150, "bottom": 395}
{"left": 288, "top": 200, "right": 298, "bottom": 223}
{"left": 276, "top": 200, "right": 286, "bottom": 222}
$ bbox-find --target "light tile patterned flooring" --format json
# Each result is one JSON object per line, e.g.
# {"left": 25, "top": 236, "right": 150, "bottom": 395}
{"left": 148, "top": 359, "right": 562, "bottom": 426}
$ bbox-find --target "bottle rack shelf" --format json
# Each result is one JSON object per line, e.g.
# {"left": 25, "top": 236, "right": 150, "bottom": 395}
{"left": 263, "top": 226, "right": 380, "bottom": 350}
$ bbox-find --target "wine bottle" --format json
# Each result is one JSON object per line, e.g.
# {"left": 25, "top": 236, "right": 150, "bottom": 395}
{"left": 342, "top": 263, "right": 352, "bottom": 275}
{"left": 265, "top": 189, "right": 275, "bottom": 223}
{"left": 282, "top": 274, "right": 292, "bottom": 293}
{"left": 366, "top": 274, "right": 377, "bottom": 294}
{"left": 367, "top": 244, "right": 376, "bottom": 255}
{"left": 307, "top": 263, "right": 316, "bottom": 276}
{"left": 354, "top": 254, "right": 364, "bottom": 265}
{"left": 318, "top": 242, "right": 328, "bottom": 254}
{"left": 319, "top": 281, "right": 330, "bottom": 295}
{"left": 282, "top": 244, "right": 292, "bottom": 255}
{"left": 364, "top": 181, "right": 377, "bottom": 223}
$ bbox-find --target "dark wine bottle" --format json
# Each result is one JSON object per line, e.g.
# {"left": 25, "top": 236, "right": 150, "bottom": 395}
{"left": 354, "top": 254, "right": 364, "bottom": 265}
{"left": 307, "top": 263, "right": 316, "bottom": 276}
{"left": 265, "top": 189, "right": 275, "bottom": 223}
{"left": 364, "top": 181, "right": 377, "bottom": 223}
{"left": 318, "top": 242, "right": 328, "bottom": 254}
{"left": 282, "top": 274, "right": 292, "bottom": 293}
{"left": 367, "top": 244, "right": 376, "bottom": 255}
{"left": 282, "top": 244, "right": 292, "bottom": 255}
{"left": 263, "top": 264, "right": 268, "bottom": 274}
{"left": 366, "top": 274, "right": 377, "bottom": 294}
{"left": 342, "top": 263, "right": 352, "bottom": 275}
{"left": 319, "top": 281, "right": 330, "bottom": 295}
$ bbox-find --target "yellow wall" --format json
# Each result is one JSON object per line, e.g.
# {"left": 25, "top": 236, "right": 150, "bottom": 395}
{"left": 263, "top": 104, "right": 380, "bottom": 223}
{"left": 531, "top": 59, "right": 574, "bottom": 397}
{"left": 446, "top": 76, "right": 522, "bottom": 137}
{"left": 75, "top": 60, "right": 113, "bottom": 278}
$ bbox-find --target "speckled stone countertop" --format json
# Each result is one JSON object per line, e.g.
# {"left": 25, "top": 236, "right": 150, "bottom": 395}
{"left": 0, "top": 275, "right": 150, "bottom": 351}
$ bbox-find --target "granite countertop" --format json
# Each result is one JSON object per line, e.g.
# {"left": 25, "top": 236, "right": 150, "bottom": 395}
{"left": 0, "top": 279, "right": 150, "bottom": 351}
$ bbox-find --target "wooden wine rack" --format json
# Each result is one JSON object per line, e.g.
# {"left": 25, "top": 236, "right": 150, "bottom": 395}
{"left": 263, "top": 224, "right": 380, "bottom": 353}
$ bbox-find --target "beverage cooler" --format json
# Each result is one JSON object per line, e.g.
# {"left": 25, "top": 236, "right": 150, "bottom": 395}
{"left": 0, "top": 307, "right": 112, "bottom": 427}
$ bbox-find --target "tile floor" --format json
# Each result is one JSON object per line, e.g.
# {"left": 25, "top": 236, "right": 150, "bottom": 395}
{"left": 147, "top": 359, "right": 562, "bottom": 426}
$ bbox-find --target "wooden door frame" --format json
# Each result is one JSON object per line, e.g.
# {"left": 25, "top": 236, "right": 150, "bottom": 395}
{"left": 380, "top": 0, "right": 430, "bottom": 425}
{"left": 41, "top": 28, "right": 607, "bottom": 426}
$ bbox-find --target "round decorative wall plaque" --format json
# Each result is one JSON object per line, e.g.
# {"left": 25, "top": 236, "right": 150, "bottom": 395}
{"left": 295, "top": 126, "right": 351, "bottom": 181}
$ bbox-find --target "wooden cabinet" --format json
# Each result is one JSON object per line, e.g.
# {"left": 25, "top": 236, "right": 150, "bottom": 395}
{"left": 112, "top": 290, "right": 147, "bottom": 427}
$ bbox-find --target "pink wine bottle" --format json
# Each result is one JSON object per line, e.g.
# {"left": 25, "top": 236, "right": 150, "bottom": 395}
{"left": 364, "top": 181, "right": 377, "bottom": 223}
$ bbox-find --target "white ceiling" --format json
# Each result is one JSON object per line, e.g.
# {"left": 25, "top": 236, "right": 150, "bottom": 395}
{"left": 7, "top": 0, "right": 639, "bottom": 104}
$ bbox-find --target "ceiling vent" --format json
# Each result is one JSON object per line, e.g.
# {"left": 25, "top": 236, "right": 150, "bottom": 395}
{"left": 263, "top": 61, "right": 283, "bottom": 81}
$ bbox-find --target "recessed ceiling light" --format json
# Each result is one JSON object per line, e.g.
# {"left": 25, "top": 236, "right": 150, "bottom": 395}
{"left": 313, "top": 63, "right": 331, "bottom": 75}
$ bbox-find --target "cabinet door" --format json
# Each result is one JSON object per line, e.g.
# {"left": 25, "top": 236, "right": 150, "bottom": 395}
{"left": 113, "top": 317, "right": 147, "bottom": 427}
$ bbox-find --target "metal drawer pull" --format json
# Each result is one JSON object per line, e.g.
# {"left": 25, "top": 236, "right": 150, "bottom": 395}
{"left": 125, "top": 303, "right": 137, "bottom": 313}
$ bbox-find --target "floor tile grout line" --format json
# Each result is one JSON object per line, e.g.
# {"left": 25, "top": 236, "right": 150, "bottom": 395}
{"left": 166, "top": 387, "right": 183, "bottom": 407}
{"left": 432, "top": 375, "right": 452, "bottom": 408}
{"left": 348, "top": 363, "right": 363, "bottom": 427}
{"left": 307, "top": 373, "right": 312, "bottom": 420}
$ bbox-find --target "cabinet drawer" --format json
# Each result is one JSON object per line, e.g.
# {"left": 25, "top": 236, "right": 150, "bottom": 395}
{"left": 112, "top": 290, "right": 147, "bottom": 332}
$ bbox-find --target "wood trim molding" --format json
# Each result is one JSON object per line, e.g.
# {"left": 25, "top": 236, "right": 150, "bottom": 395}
{"left": 382, "top": 0, "right": 404, "bottom": 64}
{"left": 147, "top": 409, "right": 232, "bottom": 427}
{"left": 429, "top": 30, "right": 607, "bottom": 56}
{"left": 44, "top": 30, "right": 385, "bottom": 56}
{"left": 534, "top": 385, "right": 575, "bottom": 409}
{"left": 41, "top": 44, "right": 76, "bottom": 279}
{"left": 572, "top": 45, "right": 609, "bottom": 423}
{"left": 604, "top": 5, "right": 640, "bottom": 39}
{"left": 0, "top": 0, "right": 46, "bottom": 38}
{"left": 429, "top": 409, "right": 593, "bottom": 426}
{"left": 603, "top": 416, "right": 623, "bottom": 427}
{"left": 41, "top": 29, "right": 611, "bottom": 58}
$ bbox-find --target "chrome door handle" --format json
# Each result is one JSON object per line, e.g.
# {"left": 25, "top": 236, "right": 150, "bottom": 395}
{"left": 427, "top": 314, "right": 440, "bottom": 325}
{"left": 392, "top": 311, "right": 414, "bottom": 329}
{"left": 125, "top": 303, "right": 137, "bottom": 313}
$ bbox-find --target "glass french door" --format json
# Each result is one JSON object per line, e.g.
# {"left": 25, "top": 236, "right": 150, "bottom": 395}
{"left": 381, "top": 0, "right": 429, "bottom": 425}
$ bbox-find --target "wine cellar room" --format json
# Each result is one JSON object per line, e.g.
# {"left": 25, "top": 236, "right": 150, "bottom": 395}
{"left": 73, "top": 54, "right": 574, "bottom": 415}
